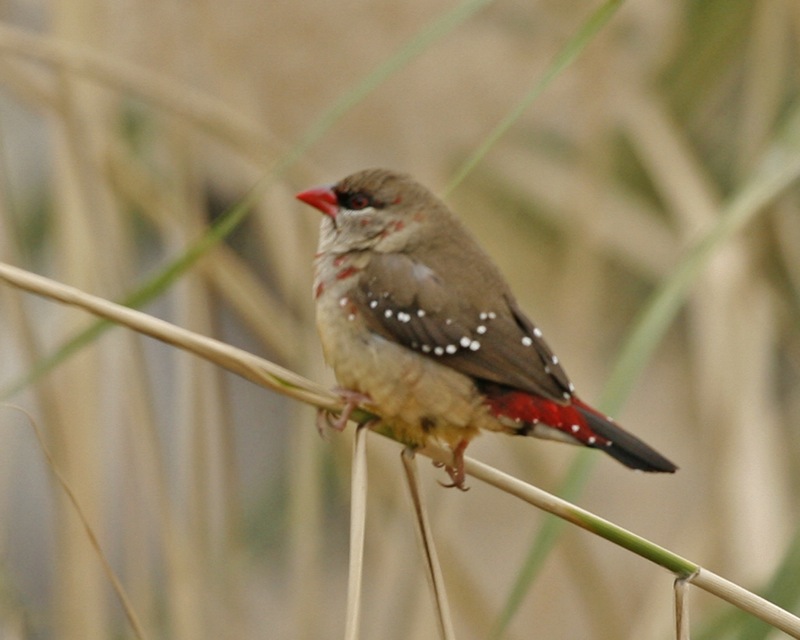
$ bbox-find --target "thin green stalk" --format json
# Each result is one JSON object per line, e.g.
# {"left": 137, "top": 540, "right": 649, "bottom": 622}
{"left": 1, "top": 0, "right": 491, "bottom": 401}
{"left": 605, "top": 106, "right": 800, "bottom": 400}
{"left": 293, "top": 0, "right": 493, "bottom": 168}
{"left": 468, "top": 457, "right": 800, "bottom": 637}
{"left": 488, "top": 449, "right": 595, "bottom": 639}
{"left": 445, "top": 0, "right": 625, "bottom": 195}
{"left": 490, "top": 101, "right": 800, "bottom": 638}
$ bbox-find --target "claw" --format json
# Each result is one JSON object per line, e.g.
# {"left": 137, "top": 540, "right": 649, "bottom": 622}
{"left": 435, "top": 439, "right": 470, "bottom": 491}
{"left": 316, "top": 388, "right": 373, "bottom": 437}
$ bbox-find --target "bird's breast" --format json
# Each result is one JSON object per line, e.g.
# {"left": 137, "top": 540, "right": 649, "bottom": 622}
{"left": 313, "top": 251, "right": 499, "bottom": 448}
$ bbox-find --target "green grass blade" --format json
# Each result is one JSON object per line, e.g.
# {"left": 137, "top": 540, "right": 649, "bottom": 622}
{"left": 488, "top": 448, "right": 596, "bottom": 639}
{"left": 445, "top": 0, "right": 625, "bottom": 195}
{"left": 605, "top": 105, "right": 800, "bottom": 400}
{"left": 293, "top": 0, "right": 493, "bottom": 167}
{"left": 489, "top": 100, "right": 800, "bottom": 639}
{"left": 1, "top": 0, "right": 491, "bottom": 401}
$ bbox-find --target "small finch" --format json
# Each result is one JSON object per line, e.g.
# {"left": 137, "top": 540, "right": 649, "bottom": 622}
{"left": 297, "top": 169, "right": 676, "bottom": 488}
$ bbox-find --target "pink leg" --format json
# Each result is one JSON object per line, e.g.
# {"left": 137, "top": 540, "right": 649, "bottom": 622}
{"left": 435, "top": 439, "right": 470, "bottom": 491}
{"left": 316, "top": 388, "right": 373, "bottom": 436}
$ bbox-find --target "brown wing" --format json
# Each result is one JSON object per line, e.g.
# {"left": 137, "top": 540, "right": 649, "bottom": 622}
{"left": 353, "top": 253, "right": 574, "bottom": 403}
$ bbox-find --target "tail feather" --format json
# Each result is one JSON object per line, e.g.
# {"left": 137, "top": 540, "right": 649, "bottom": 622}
{"left": 573, "top": 400, "right": 677, "bottom": 473}
{"left": 480, "top": 383, "right": 677, "bottom": 473}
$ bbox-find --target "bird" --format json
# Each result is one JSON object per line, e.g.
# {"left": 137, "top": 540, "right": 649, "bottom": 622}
{"left": 296, "top": 168, "right": 677, "bottom": 489}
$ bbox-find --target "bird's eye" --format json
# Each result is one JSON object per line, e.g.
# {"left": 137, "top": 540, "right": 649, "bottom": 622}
{"left": 341, "top": 192, "right": 372, "bottom": 210}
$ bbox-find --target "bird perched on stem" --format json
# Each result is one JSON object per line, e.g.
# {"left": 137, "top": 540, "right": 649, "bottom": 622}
{"left": 297, "top": 169, "right": 676, "bottom": 489}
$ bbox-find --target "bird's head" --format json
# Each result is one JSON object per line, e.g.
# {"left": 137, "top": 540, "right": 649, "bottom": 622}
{"left": 296, "top": 168, "right": 447, "bottom": 255}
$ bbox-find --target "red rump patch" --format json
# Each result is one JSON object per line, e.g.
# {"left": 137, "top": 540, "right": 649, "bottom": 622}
{"left": 482, "top": 388, "right": 610, "bottom": 447}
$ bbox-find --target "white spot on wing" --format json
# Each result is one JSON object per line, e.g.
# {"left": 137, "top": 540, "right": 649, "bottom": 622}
{"left": 533, "top": 327, "right": 543, "bottom": 338}
{"left": 434, "top": 346, "right": 444, "bottom": 356}
{"left": 469, "top": 340, "right": 481, "bottom": 351}
{"left": 417, "top": 309, "right": 426, "bottom": 317}
{"left": 476, "top": 325, "right": 487, "bottom": 334}
{"left": 551, "top": 355, "right": 559, "bottom": 365}
{"left": 397, "top": 312, "right": 411, "bottom": 323}
{"left": 445, "top": 345, "right": 457, "bottom": 354}
{"left": 421, "top": 345, "right": 431, "bottom": 353}
{"left": 384, "top": 309, "right": 393, "bottom": 318}
{"left": 369, "top": 300, "right": 378, "bottom": 309}
{"left": 521, "top": 336, "right": 533, "bottom": 346}
{"left": 571, "top": 424, "right": 580, "bottom": 433}
{"left": 339, "top": 297, "right": 348, "bottom": 307}
{"left": 460, "top": 337, "right": 471, "bottom": 348}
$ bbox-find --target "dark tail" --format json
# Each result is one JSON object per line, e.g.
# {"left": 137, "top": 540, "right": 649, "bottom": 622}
{"left": 575, "top": 401, "right": 677, "bottom": 473}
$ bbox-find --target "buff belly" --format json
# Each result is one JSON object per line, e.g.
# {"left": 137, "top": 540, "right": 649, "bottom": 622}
{"left": 316, "top": 296, "right": 500, "bottom": 449}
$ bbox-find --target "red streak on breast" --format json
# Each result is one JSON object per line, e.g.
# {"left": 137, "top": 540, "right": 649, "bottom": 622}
{"left": 336, "top": 266, "right": 360, "bottom": 280}
{"left": 314, "top": 282, "right": 325, "bottom": 299}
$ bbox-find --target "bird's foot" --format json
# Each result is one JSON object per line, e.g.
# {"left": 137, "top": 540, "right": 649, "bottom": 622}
{"left": 316, "top": 388, "right": 373, "bottom": 437}
{"left": 434, "top": 439, "right": 470, "bottom": 491}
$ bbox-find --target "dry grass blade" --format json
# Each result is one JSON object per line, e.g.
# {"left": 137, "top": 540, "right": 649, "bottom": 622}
{"left": 0, "top": 261, "right": 337, "bottom": 410}
{"left": 344, "top": 424, "right": 370, "bottom": 640}
{"left": 689, "top": 570, "right": 800, "bottom": 640}
{"left": 6, "top": 405, "right": 148, "bottom": 640}
{"left": 459, "top": 457, "right": 800, "bottom": 638}
{"left": 675, "top": 576, "right": 692, "bottom": 640}
{"left": 2, "top": 263, "right": 800, "bottom": 637}
{"left": 400, "top": 449, "right": 456, "bottom": 640}
{"left": 0, "top": 23, "right": 278, "bottom": 160}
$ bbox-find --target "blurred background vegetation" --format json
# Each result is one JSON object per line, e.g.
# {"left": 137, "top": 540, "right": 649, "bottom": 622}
{"left": 0, "top": 0, "right": 799, "bottom": 638}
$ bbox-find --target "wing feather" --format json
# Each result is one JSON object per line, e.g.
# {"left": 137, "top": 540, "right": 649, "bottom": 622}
{"left": 353, "top": 253, "right": 573, "bottom": 403}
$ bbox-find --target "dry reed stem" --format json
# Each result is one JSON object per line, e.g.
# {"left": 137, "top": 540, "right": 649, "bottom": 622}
{"left": 490, "top": 148, "right": 677, "bottom": 278}
{"left": 674, "top": 576, "right": 692, "bottom": 640}
{"left": 689, "top": 570, "right": 800, "bottom": 639}
{"left": 7, "top": 405, "right": 148, "bottom": 640}
{"left": 0, "top": 23, "right": 279, "bottom": 161}
{"left": 0, "top": 261, "right": 336, "bottom": 410}
{"left": 459, "top": 458, "right": 800, "bottom": 639}
{"left": 401, "top": 449, "right": 456, "bottom": 640}
{"left": 344, "top": 424, "right": 370, "bottom": 640}
{"left": 2, "top": 261, "right": 800, "bottom": 638}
